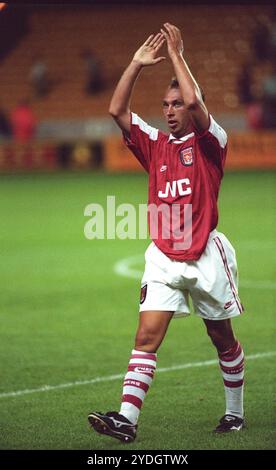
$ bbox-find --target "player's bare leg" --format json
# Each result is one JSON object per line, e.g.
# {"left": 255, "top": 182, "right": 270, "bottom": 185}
{"left": 203, "top": 318, "right": 245, "bottom": 433}
{"left": 203, "top": 318, "right": 235, "bottom": 352}
{"left": 88, "top": 310, "right": 173, "bottom": 442}
{"left": 135, "top": 310, "right": 174, "bottom": 352}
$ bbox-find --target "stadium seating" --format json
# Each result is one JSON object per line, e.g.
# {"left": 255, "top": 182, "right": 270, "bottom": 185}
{"left": 0, "top": 4, "right": 274, "bottom": 120}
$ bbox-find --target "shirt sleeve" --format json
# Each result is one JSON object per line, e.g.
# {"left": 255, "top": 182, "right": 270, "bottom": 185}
{"left": 196, "top": 115, "right": 228, "bottom": 171}
{"left": 122, "top": 112, "right": 159, "bottom": 173}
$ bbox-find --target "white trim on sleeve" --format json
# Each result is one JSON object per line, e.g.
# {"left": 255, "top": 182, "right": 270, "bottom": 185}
{"left": 209, "top": 115, "right": 227, "bottom": 148}
{"left": 132, "top": 112, "right": 158, "bottom": 141}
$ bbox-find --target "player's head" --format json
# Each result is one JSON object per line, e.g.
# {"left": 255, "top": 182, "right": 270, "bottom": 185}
{"left": 169, "top": 78, "right": 205, "bottom": 102}
{"left": 162, "top": 78, "right": 205, "bottom": 138}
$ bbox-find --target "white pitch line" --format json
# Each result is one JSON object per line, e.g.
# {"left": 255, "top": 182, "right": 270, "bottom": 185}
{"left": 0, "top": 351, "right": 275, "bottom": 400}
{"left": 113, "top": 255, "right": 276, "bottom": 289}
{"left": 241, "top": 280, "right": 276, "bottom": 289}
{"left": 114, "top": 254, "right": 144, "bottom": 280}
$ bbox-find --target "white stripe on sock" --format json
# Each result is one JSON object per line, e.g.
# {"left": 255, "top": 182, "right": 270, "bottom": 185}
{"left": 122, "top": 386, "right": 146, "bottom": 400}
{"left": 220, "top": 351, "right": 244, "bottom": 368}
{"left": 124, "top": 371, "right": 152, "bottom": 385}
{"left": 132, "top": 349, "right": 157, "bottom": 358}
{"left": 222, "top": 371, "right": 244, "bottom": 381}
{"left": 129, "top": 358, "right": 157, "bottom": 367}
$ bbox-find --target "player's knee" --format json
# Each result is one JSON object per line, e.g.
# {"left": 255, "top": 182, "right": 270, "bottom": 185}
{"left": 206, "top": 324, "right": 235, "bottom": 351}
{"left": 207, "top": 328, "right": 222, "bottom": 348}
{"left": 135, "top": 328, "right": 160, "bottom": 353}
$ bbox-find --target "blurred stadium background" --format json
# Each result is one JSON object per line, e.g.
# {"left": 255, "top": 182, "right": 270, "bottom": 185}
{"left": 0, "top": 2, "right": 275, "bottom": 451}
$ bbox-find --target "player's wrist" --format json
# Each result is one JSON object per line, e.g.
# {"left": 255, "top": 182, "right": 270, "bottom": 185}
{"left": 169, "top": 49, "right": 184, "bottom": 62}
{"left": 131, "top": 59, "right": 145, "bottom": 69}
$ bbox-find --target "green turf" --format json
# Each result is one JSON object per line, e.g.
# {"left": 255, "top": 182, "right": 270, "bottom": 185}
{"left": 0, "top": 171, "right": 275, "bottom": 450}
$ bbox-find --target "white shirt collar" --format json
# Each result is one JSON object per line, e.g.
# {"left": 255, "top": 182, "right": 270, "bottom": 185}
{"left": 168, "top": 132, "right": 195, "bottom": 143}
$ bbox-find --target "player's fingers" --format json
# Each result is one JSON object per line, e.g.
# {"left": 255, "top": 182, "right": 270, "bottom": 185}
{"left": 174, "top": 27, "right": 182, "bottom": 41}
{"left": 143, "top": 34, "right": 154, "bottom": 46}
{"left": 167, "top": 22, "right": 180, "bottom": 40}
{"left": 164, "top": 22, "right": 174, "bottom": 32}
{"left": 160, "top": 28, "right": 169, "bottom": 39}
{"left": 163, "top": 23, "right": 174, "bottom": 41}
{"left": 154, "top": 36, "right": 165, "bottom": 50}
{"left": 150, "top": 32, "right": 163, "bottom": 47}
{"left": 161, "top": 28, "right": 173, "bottom": 46}
{"left": 172, "top": 25, "right": 182, "bottom": 42}
{"left": 165, "top": 22, "right": 179, "bottom": 32}
{"left": 153, "top": 56, "right": 166, "bottom": 64}
{"left": 164, "top": 23, "right": 177, "bottom": 40}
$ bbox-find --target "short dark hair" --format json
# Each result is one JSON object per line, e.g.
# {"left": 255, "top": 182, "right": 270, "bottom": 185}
{"left": 169, "top": 77, "right": 205, "bottom": 103}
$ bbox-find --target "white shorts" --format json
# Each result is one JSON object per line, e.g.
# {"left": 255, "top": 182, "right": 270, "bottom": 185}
{"left": 139, "top": 230, "right": 244, "bottom": 320}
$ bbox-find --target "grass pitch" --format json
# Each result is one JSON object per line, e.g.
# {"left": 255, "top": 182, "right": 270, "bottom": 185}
{"left": 0, "top": 171, "right": 275, "bottom": 450}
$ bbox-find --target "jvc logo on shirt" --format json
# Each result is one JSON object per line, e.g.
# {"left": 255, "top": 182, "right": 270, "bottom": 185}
{"left": 158, "top": 178, "right": 191, "bottom": 199}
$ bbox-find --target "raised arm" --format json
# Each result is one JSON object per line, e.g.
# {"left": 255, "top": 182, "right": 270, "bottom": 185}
{"left": 109, "top": 33, "right": 165, "bottom": 135}
{"left": 161, "top": 23, "right": 209, "bottom": 133}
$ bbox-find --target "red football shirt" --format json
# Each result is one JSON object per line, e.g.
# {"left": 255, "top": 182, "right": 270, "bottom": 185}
{"left": 123, "top": 112, "right": 227, "bottom": 261}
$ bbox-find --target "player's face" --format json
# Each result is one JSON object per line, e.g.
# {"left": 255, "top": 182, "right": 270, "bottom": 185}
{"left": 162, "top": 87, "right": 191, "bottom": 137}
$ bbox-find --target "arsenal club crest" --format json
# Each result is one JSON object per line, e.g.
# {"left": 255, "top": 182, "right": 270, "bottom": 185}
{"left": 140, "top": 284, "right": 147, "bottom": 304}
{"left": 180, "top": 147, "right": 193, "bottom": 166}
